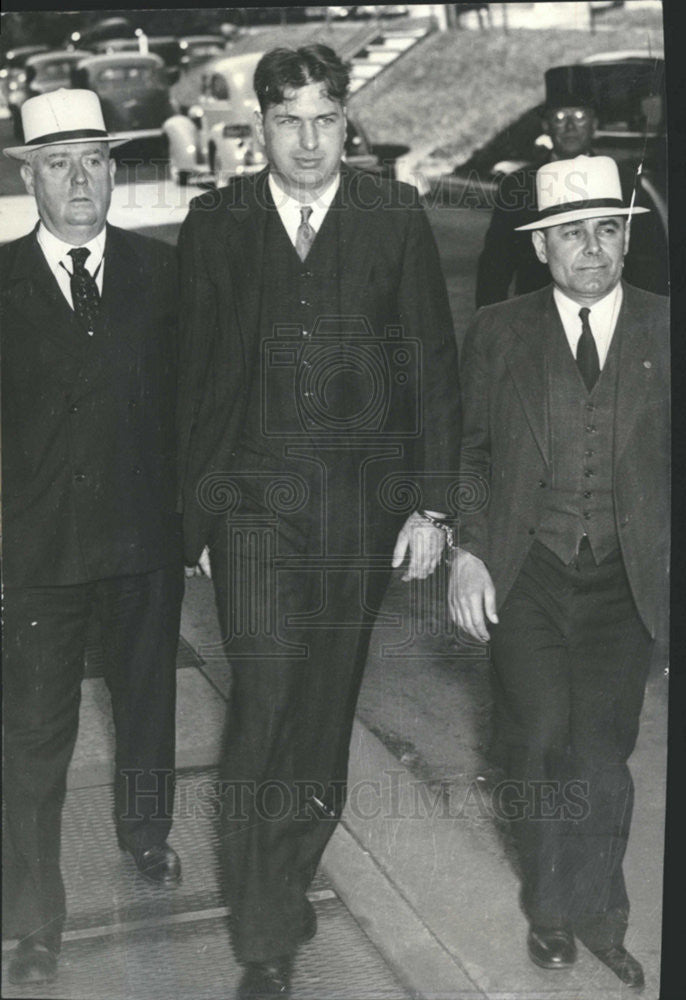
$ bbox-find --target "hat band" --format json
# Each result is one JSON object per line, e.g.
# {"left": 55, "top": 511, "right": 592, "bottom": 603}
{"left": 25, "top": 128, "right": 111, "bottom": 146}
{"left": 536, "top": 197, "right": 626, "bottom": 220}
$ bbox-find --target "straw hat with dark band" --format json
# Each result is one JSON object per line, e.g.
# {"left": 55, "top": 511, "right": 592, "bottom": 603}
{"left": 515, "top": 155, "right": 649, "bottom": 231}
{"left": 4, "top": 88, "right": 131, "bottom": 159}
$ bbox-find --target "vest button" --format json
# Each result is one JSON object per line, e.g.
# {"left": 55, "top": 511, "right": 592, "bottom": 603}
{"left": 583, "top": 511, "right": 591, "bottom": 519}
{"left": 585, "top": 449, "right": 594, "bottom": 457}
{"left": 585, "top": 425, "right": 596, "bottom": 433}
{"left": 68, "top": 404, "right": 78, "bottom": 414}
{"left": 583, "top": 491, "right": 592, "bottom": 499}
{"left": 584, "top": 469, "right": 593, "bottom": 478}
{"left": 585, "top": 402, "right": 595, "bottom": 411}
{"left": 538, "top": 480, "right": 546, "bottom": 488}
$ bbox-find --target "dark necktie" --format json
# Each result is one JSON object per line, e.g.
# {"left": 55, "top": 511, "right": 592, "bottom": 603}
{"left": 68, "top": 247, "right": 100, "bottom": 336}
{"left": 577, "top": 306, "right": 600, "bottom": 392}
{"left": 294, "top": 205, "right": 315, "bottom": 262}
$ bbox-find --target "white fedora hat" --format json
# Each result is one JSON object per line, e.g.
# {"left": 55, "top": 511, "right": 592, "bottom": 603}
{"left": 4, "top": 88, "right": 132, "bottom": 159}
{"left": 515, "top": 155, "right": 649, "bottom": 231}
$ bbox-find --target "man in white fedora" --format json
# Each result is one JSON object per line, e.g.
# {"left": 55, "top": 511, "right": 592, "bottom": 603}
{"left": 449, "top": 155, "right": 668, "bottom": 988}
{"left": 1, "top": 89, "right": 184, "bottom": 985}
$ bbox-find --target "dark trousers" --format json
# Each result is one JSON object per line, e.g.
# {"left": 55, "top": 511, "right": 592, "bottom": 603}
{"left": 2, "top": 564, "right": 184, "bottom": 952}
{"left": 209, "top": 509, "right": 390, "bottom": 963}
{"left": 489, "top": 539, "right": 652, "bottom": 950}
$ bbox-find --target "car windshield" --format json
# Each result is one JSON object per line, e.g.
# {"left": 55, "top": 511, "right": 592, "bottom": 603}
{"left": 36, "top": 61, "right": 73, "bottom": 81}
{"left": 223, "top": 124, "right": 251, "bottom": 138}
{"left": 97, "top": 64, "right": 162, "bottom": 85}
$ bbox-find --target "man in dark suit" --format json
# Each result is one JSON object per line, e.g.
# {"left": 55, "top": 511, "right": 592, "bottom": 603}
{"left": 178, "top": 45, "right": 460, "bottom": 998}
{"left": 475, "top": 64, "right": 668, "bottom": 306}
{"left": 450, "top": 155, "right": 668, "bottom": 989}
{"left": 1, "top": 89, "right": 184, "bottom": 985}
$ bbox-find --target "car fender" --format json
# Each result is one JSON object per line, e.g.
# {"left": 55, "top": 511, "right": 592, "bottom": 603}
{"left": 163, "top": 114, "right": 199, "bottom": 171}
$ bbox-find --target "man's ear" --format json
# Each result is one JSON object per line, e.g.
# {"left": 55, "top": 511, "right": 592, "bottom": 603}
{"left": 20, "top": 160, "right": 35, "bottom": 196}
{"left": 254, "top": 109, "right": 265, "bottom": 147}
{"left": 531, "top": 229, "right": 548, "bottom": 264}
{"left": 108, "top": 157, "right": 116, "bottom": 187}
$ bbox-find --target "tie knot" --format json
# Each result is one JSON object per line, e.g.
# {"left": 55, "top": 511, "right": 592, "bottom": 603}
{"left": 68, "top": 247, "right": 90, "bottom": 272}
{"left": 579, "top": 306, "right": 591, "bottom": 322}
{"left": 299, "top": 206, "right": 313, "bottom": 225}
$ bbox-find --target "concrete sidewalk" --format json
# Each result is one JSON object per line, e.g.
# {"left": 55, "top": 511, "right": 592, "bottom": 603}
{"left": 64, "top": 573, "right": 667, "bottom": 999}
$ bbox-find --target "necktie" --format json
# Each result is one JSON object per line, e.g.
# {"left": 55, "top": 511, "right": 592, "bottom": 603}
{"left": 68, "top": 247, "right": 100, "bottom": 336}
{"left": 577, "top": 307, "right": 600, "bottom": 392}
{"left": 294, "top": 205, "right": 315, "bottom": 262}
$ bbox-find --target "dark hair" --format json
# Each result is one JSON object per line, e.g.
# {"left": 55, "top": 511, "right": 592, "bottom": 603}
{"left": 254, "top": 44, "right": 350, "bottom": 113}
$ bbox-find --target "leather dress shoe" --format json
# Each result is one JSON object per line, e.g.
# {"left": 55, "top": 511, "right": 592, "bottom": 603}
{"left": 591, "top": 945, "right": 645, "bottom": 989}
{"left": 124, "top": 842, "right": 181, "bottom": 886}
{"left": 527, "top": 926, "right": 577, "bottom": 969}
{"left": 8, "top": 941, "right": 58, "bottom": 985}
{"left": 237, "top": 957, "right": 292, "bottom": 998}
{"left": 298, "top": 899, "right": 317, "bottom": 945}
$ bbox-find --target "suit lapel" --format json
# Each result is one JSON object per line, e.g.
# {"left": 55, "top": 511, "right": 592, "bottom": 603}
{"left": 3, "top": 228, "right": 85, "bottom": 360}
{"left": 504, "top": 288, "right": 555, "bottom": 464}
{"left": 221, "top": 171, "right": 269, "bottom": 372}
{"left": 335, "top": 166, "right": 382, "bottom": 316}
{"left": 613, "top": 283, "right": 653, "bottom": 465}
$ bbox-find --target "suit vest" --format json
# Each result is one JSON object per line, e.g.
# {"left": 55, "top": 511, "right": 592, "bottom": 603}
{"left": 536, "top": 320, "right": 620, "bottom": 564}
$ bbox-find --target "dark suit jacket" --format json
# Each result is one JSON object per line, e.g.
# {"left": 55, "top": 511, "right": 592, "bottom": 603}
{"left": 475, "top": 158, "right": 669, "bottom": 307}
{"left": 1, "top": 224, "right": 181, "bottom": 588}
{"left": 457, "top": 282, "right": 669, "bottom": 638}
{"left": 177, "top": 166, "right": 461, "bottom": 564}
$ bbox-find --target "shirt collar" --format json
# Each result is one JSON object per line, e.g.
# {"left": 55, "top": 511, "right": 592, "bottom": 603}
{"left": 553, "top": 282, "right": 623, "bottom": 330}
{"left": 36, "top": 222, "right": 106, "bottom": 275}
{"left": 268, "top": 171, "right": 340, "bottom": 230}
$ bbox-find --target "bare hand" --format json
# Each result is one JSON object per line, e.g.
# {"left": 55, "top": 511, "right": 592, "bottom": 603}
{"left": 391, "top": 511, "right": 446, "bottom": 581}
{"left": 184, "top": 545, "right": 212, "bottom": 579}
{"left": 448, "top": 548, "right": 498, "bottom": 642}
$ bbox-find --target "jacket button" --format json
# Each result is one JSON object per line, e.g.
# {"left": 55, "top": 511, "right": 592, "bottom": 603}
{"left": 583, "top": 490, "right": 592, "bottom": 499}
{"left": 74, "top": 472, "right": 85, "bottom": 482}
{"left": 538, "top": 479, "right": 546, "bottom": 488}
{"left": 68, "top": 404, "right": 78, "bottom": 414}
{"left": 528, "top": 528, "right": 536, "bottom": 535}
{"left": 132, "top": 466, "right": 142, "bottom": 476}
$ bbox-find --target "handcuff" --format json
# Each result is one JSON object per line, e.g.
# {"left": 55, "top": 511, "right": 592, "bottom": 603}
{"left": 417, "top": 509, "right": 457, "bottom": 551}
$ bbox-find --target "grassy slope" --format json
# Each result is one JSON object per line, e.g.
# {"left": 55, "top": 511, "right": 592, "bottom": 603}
{"left": 347, "top": 5, "right": 664, "bottom": 159}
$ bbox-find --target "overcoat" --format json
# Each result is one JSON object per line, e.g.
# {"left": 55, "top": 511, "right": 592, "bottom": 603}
{"left": 457, "top": 282, "right": 669, "bottom": 638}
{"left": 1, "top": 224, "right": 181, "bottom": 588}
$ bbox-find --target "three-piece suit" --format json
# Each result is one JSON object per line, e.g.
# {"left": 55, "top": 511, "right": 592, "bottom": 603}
{"left": 177, "top": 165, "right": 461, "bottom": 962}
{"left": 1, "top": 224, "right": 183, "bottom": 952}
{"left": 457, "top": 281, "right": 669, "bottom": 948}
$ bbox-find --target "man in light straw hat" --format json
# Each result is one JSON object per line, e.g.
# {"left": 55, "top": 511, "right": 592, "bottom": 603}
{"left": 449, "top": 154, "right": 668, "bottom": 988}
{"left": 1, "top": 89, "right": 184, "bottom": 985}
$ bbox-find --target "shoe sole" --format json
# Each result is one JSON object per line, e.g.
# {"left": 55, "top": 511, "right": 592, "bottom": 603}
{"left": 528, "top": 950, "right": 576, "bottom": 970}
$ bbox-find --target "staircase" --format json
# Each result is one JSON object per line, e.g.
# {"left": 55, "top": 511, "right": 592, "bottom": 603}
{"left": 339, "top": 17, "right": 435, "bottom": 95}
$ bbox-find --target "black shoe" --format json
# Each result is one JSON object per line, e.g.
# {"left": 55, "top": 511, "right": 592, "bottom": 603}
{"left": 591, "top": 945, "right": 645, "bottom": 989}
{"left": 124, "top": 842, "right": 181, "bottom": 886}
{"left": 527, "top": 926, "right": 577, "bottom": 969}
{"left": 237, "top": 957, "right": 292, "bottom": 998}
{"left": 8, "top": 942, "right": 58, "bottom": 985}
{"left": 298, "top": 899, "right": 317, "bottom": 945}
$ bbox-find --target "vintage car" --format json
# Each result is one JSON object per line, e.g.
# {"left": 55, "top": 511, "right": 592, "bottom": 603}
{"left": 164, "top": 52, "right": 406, "bottom": 187}
{"left": 70, "top": 52, "right": 175, "bottom": 142}
{"left": 7, "top": 50, "right": 91, "bottom": 137}
{"left": 178, "top": 35, "right": 227, "bottom": 70}
{"left": 65, "top": 17, "right": 137, "bottom": 51}
{"left": 0, "top": 46, "right": 49, "bottom": 118}
{"left": 91, "top": 37, "right": 183, "bottom": 83}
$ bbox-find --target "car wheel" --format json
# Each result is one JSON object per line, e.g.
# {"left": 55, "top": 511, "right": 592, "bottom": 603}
{"left": 177, "top": 170, "right": 191, "bottom": 186}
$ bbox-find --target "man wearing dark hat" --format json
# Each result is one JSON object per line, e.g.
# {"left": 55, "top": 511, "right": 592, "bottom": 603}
{"left": 451, "top": 155, "right": 668, "bottom": 989}
{"left": 475, "top": 64, "right": 666, "bottom": 306}
{"left": 1, "top": 89, "right": 184, "bottom": 985}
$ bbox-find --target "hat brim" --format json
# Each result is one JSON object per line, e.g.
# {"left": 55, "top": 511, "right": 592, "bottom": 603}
{"left": 515, "top": 205, "right": 650, "bottom": 231}
{"left": 4, "top": 134, "right": 134, "bottom": 160}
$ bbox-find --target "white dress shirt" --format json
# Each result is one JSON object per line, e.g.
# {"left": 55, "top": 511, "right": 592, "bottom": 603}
{"left": 36, "top": 223, "right": 106, "bottom": 314}
{"left": 553, "top": 282, "right": 623, "bottom": 370}
{"left": 268, "top": 172, "right": 340, "bottom": 247}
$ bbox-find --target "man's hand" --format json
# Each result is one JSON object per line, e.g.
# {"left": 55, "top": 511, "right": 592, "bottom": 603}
{"left": 448, "top": 548, "right": 498, "bottom": 642}
{"left": 184, "top": 546, "right": 212, "bottom": 579}
{"left": 391, "top": 511, "right": 446, "bottom": 582}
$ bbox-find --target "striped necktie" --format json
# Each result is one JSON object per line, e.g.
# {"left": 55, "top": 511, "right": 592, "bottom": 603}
{"left": 295, "top": 205, "right": 315, "bottom": 262}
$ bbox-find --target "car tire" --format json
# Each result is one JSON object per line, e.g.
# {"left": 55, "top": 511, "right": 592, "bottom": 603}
{"left": 177, "top": 170, "right": 191, "bottom": 186}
